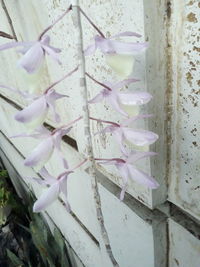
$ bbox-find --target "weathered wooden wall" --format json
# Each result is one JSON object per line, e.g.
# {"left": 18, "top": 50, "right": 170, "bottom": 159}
{"left": 0, "top": 0, "right": 200, "bottom": 266}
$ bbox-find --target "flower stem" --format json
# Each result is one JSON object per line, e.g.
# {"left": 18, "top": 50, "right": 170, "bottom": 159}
{"left": 73, "top": 2, "right": 119, "bottom": 266}
{"left": 78, "top": 7, "right": 105, "bottom": 38}
{"left": 58, "top": 159, "right": 87, "bottom": 179}
{"left": 95, "top": 158, "right": 125, "bottom": 163}
{"left": 45, "top": 66, "right": 78, "bottom": 93}
{"left": 1, "top": 0, "right": 17, "bottom": 41}
{"left": 85, "top": 72, "right": 112, "bottom": 91}
{"left": 52, "top": 116, "right": 83, "bottom": 134}
{"left": 90, "top": 117, "right": 120, "bottom": 126}
{"left": 71, "top": 158, "right": 87, "bottom": 171}
{"left": 39, "top": 4, "right": 72, "bottom": 40}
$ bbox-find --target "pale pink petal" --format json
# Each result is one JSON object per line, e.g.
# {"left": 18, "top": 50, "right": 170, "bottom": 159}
{"left": 113, "top": 78, "right": 140, "bottom": 90}
{"left": 59, "top": 174, "right": 72, "bottom": 212}
{"left": 15, "top": 97, "right": 47, "bottom": 123}
{"left": 88, "top": 92, "right": 104, "bottom": 104}
{"left": 0, "top": 84, "right": 34, "bottom": 99}
{"left": 33, "top": 182, "right": 60, "bottom": 212}
{"left": 84, "top": 43, "right": 96, "bottom": 56}
{"left": 111, "top": 31, "right": 142, "bottom": 38}
{"left": 104, "top": 39, "right": 148, "bottom": 55}
{"left": 42, "top": 44, "right": 61, "bottom": 64}
{"left": 121, "top": 114, "right": 153, "bottom": 127}
{"left": 112, "top": 128, "right": 124, "bottom": 151}
{"left": 46, "top": 89, "right": 68, "bottom": 101}
{"left": 34, "top": 126, "right": 51, "bottom": 138}
{"left": 45, "top": 90, "right": 67, "bottom": 122}
{"left": 39, "top": 35, "right": 50, "bottom": 46}
{"left": 0, "top": 41, "right": 32, "bottom": 51}
{"left": 116, "top": 164, "right": 129, "bottom": 200}
{"left": 95, "top": 36, "right": 116, "bottom": 54}
{"left": 24, "top": 137, "right": 54, "bottom": 168}
{"left": 118, "top": 91, "right": 152, "bottom": 105}
{"left": 108, "top": 94, "right": 128, "bottom": 116}
{"left": 39, "top": 167, "right": 56, "bottom": 185}
{"left": 18, "top": 42, "right": 44, "bottom": 73}
{"left": 127, "top": 164, "right": 159, "bottom": 189}
{"left": 10, "top": 132, "right": 42, "bottom": 139}
{"left": 126, "top": 151, "right": 157, "bottom": 164}
{"left": 17, "top": 42, "right": 36, "bottom": 54}
{"left": 10, "top": 126, "right": 50, "bottom": 139}
{"left": 122, "top": 128, "right": 159, "bottom": 146}
{"left": 46, "top": 45, "right": 61, "bottom": 53}
{"left": 53, "top": 129, "right": 72, "bottom": 169}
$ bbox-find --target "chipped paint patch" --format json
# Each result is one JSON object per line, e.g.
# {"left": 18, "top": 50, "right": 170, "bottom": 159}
{"left": 187, "top": 12, "right": 198, "bottom": 22}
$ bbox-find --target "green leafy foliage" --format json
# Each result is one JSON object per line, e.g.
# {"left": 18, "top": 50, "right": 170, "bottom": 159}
{"left": 6, "top": 249, "right": 24, "bottom": 267}
{"left": 0, "top": 170, "right": 17, "bottom": 208}
{"left": 6, "top": 194, "right": 73, "bottom": 267}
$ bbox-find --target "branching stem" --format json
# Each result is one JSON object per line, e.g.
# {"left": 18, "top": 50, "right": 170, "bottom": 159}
{"left": 73, "top": 2, "right": 119, "bottom": 266}
{"left": 79, "top": 7, "right": 105, "bottom": 38}
{"left": 38, "top": 4, "right": 72, "bottom": 40}
{"left": 1, "top": 0, "right": 17, "bottom": 40}
{"left": 45, "top": 66, "right": 78, "bottom": 93}
{"left": 85, "top": 72, "right": 112, "bottom": 91}
{"left": 90, "top": 117, "right": 120, "bottom": 126}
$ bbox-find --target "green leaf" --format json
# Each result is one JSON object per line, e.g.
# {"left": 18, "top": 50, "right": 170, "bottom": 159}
{"left": 53, "top": 228, "right": 71, "bottom": 267}
{"left": 0, "top": 170, "right": 8, "bottom": 178}
{"left": 17, "top": 222, "right": 31, "bottom": 233}
{"left": 6, "top": 249, "right": 24, "bottom": 266}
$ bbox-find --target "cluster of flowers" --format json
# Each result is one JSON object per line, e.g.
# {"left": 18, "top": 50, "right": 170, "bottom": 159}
{"left": 0, "top": 4, "right": 159, "bottom": 212}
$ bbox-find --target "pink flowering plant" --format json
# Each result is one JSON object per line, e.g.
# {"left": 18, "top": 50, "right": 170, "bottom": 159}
{"left": 0, "top": 4, "right": 158, "bottom": 218}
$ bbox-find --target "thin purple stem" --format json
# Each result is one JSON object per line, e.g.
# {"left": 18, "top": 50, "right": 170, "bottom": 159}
{"left": 71, "top": 158, "right": 87, "bottom": 171}
{"left": 1, "top": 0, "right": 17, "bottom": 41}
{"left": 57, "top": 159, "right": 87, "bottom": 179}
{"left": 39, "top": 4, "right": 72, "bottom": 40}
{"left": 78, "top": 7, "right": 105, "bottom": 38}
{"left": 90, "top": 117, "right": 120, "bottom": 126}
{"left": 45, "top": 66, "right": 78, "bottom": 93}
{"left": 85, "top": 72, "right": 112, "bottom": 91}
{"left": 52, "top": 116, "right": 83, "bottom": 134}
{"left": 95, "top": 158, "right": 125, "bottom": 163}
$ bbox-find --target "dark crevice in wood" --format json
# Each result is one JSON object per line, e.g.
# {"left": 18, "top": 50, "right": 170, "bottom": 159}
{"left": 169, "top": 203, "right": 200, "bottom": 240}
{"left": 0, "top": 93, "right": 21, "bottom": 110}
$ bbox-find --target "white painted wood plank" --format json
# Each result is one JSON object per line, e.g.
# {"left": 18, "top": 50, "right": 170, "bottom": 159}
{"left": 169, "top": 219, "right": 200, "bottom": 267}
{"left": 168, "top": 0, "right": 200, "bottom": 220}
{"left": 99, "top": 184, "right": 155, "bottom": 267}
{"left": 0, "top": 0, "right": 168, "bottom": 208}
